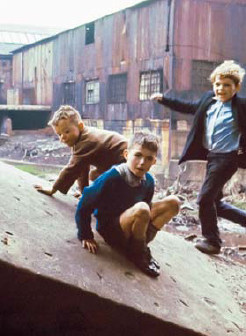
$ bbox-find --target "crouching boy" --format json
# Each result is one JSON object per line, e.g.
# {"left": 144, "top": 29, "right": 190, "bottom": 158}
{"left": 75, "top": 132, "right": 180, "bottom": 277}
{"left": 35, "top": 105, "right": 127, "bottom": 197}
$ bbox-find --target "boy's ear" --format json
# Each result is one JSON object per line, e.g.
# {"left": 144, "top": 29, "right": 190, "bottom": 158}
{"left": 236, "top": 83, "right": 241, "bottom": 92}
{"left": 78, "top": 121, "right": 84, "bottom": 131}
{"left": 123, "top": 149, "right": 129, "bottom": 160}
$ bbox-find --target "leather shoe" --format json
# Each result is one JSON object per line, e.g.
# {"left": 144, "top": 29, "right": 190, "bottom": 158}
{"left": 195, "top": 239, "right": 221, "bottom": 255}
{"left": 146, "top": 246, "right": 160, "bottom": 269}
{"left": 134, "top": 258, "right": 160, "bottom": 277}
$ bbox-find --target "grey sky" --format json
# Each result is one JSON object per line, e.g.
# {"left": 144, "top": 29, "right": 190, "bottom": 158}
{"left": 1, "top": 0, "right": 143, "bottom": 29}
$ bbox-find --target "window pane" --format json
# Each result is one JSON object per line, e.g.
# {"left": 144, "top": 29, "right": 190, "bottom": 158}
{"left": 139, "top": 70, "right": 163, "bottom": 101}
{"left": 108, "top": 74, "right": 127, "bottom": 103}
{"left": 85, "top": 80, "right": 100, "bottom": 104}
{"left": 85, "top": 22, "right": 95, "bottom": 45}
{"left": 192, "top": 60, "right": 220, "bottom": 92}
{"left": 62, "top": 82, "right": 75, "bottom": 105}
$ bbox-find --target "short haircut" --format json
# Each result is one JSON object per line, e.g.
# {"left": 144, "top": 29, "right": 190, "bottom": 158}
{"left": 48, "top": 105, "right": 82, "bottom": 127}
{"left": 210, "top": 60, "right": 245, "bottom": 86}
{"left": 128, "top": 131, "right": 159, "bottom": 153}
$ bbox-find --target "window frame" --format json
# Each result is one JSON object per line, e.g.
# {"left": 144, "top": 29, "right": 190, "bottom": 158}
{"left": 139, "top": 69, "right": 163, "bottom": 101}
{"left": 85, "top": 22, "right": 95, "bottom": 45}
{"left": 85, "top": 79, "right": 100, "bottom": 104}
{"left": 62, "top": 81, "right": 75, "bottom": 106}
{"left": 191, "top": 60, "right": 221, "bottom": 92}
{"left": 108, "top": 73, "right": 127, "bottom": 104}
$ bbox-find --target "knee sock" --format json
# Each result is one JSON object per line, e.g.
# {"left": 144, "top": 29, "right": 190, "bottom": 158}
{"left": 146, "top": 223, "right": 159, "bottom": 244}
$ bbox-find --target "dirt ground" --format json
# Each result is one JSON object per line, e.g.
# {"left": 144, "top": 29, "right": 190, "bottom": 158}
{"left": 0, "top": 129, "right": 71, "bottom": 166}
{"left": 0, "top": 129, "right": 246, "bottom": 266}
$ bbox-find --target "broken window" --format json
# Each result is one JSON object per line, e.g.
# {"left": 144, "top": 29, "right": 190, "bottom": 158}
{"left": 139, "top": 69, "right": 163, "bottom": 101}
{"left": 192, "top": 60, "right": 220, "bottom": 92}
{"left": 62, "top": 81, "right": 75, "bottom": 106}
{"left": 85, "top": 80, "right": 100, "bottom": 104}
{"left": 85, "top": 22, "right": 95, "bottom": 45}
{"left": 108, "top": 73, "right": 127, "bottom": 103}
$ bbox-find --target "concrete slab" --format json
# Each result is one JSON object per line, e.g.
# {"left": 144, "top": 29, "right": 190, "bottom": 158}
{"left": 0, "top": 160, "right": 245, "bottom": 335}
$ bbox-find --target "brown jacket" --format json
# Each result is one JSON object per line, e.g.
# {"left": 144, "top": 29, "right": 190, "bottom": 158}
{"left": 53, "top": 126, "right": 127, "bottom": 194}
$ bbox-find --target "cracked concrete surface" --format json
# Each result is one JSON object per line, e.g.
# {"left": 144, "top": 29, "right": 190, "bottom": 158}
{"left": 0, "top": 160, "right": 245, "bottom": 335}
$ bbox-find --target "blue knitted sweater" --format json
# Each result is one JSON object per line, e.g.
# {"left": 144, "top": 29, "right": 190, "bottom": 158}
{"left": 75, "top": 166, "right": 155, "bottom": 240}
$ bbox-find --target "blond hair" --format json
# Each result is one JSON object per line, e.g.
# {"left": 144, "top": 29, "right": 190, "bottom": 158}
{"left": 210, "top": 60, "right": 245, "bottom": 85}
{"left": 48, "top": 105, "right": 82, "bottom": 127}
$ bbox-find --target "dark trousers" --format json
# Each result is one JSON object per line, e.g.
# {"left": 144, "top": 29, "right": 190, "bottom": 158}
{"left": 197, "top": 151, "right": 246, "bottom": 247}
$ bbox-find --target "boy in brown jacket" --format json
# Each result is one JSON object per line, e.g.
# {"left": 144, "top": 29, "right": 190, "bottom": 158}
{"left": 35, "top": 105, "right": 127, "bottom": 196}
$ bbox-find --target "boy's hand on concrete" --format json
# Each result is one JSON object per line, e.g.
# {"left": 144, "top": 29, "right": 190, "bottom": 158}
{"left": 34, "top": 184, "right": 56, "bottom": 196}
{"left": 82, "top": 239, "right": 98, "bottom": 254}
{"left": 150, "top": 93, "right": 163, "bottom": 102}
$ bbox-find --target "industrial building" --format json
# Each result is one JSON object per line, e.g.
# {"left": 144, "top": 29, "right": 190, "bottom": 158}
{"left": 1, "top": 0, "right": 246, "bottom": 164}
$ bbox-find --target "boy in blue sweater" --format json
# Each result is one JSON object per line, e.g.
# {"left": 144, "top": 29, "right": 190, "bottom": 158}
{"left": 75, "top": 132, "right": 180, "bottom": 277}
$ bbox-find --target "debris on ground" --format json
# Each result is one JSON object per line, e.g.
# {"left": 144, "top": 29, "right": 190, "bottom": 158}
{"left": 0, "top": 131, "right": 70, "bottom": 165}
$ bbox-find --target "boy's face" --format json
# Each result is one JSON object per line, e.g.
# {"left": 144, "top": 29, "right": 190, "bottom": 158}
{"left": 54, "top": 119, "right": 83, "bottom": 147}
{"left": 213, "top": 75, "right": 240, "bottom": 102}
{"left": 124, "top": 144, "right": 157, "bottom": 178}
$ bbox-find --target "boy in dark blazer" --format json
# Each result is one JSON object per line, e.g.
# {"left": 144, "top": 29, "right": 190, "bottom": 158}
{"left": 151, "top": 60, "right": 246, "bottom": 254}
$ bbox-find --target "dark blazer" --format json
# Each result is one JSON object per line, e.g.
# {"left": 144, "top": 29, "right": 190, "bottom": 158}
{"left": 160, "top": 91, "right": 246, "bottom": 167}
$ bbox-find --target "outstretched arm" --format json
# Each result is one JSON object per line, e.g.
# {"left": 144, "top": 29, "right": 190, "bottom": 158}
{"left": 34, "top": 184, "right": 57, "bottom": 196}
{"left": 150, "top": 91, "right": 201, "bottom": 115}
{"left": 52, "top": 157, "right": 90, "bottom": 195}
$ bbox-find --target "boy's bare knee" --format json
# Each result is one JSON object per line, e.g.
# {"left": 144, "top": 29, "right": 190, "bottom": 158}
{"left": 165, "top": 195, "right": 180, "bottom": 216}
{"left": 133, "top": 202, "right": 150, "bottom": 221}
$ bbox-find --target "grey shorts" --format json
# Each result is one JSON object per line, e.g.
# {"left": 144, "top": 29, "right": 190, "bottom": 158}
{"left": 97, "top": 218, "right": 156, "bottom": 252}
{"left": 97, "top": 217, "right": 128, "bottom": 253}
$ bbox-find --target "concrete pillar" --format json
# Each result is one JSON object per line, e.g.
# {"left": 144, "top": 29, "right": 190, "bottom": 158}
{"left": 6, "top": 118, "right": 13, "bottom": 136}
{"left": 0, "top": 116, "right": 12, "bottom": 135}
{"left": 161, "top": 120, "right": 170, "bottom": 166}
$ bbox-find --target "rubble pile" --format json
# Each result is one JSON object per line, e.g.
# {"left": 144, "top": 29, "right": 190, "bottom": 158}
{"left": 154, "top": 169, "right": 246, "bottom": 265}
{"left": 0, "top": 132, "right": 70, "bottom": 165}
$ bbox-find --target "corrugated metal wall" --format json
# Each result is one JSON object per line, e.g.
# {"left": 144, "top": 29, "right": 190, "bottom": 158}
{"left": 173, "top": 0, "right": 246, "bottom": 92}
{"left": 12, "top": 41, "right": 53, "bottom": 105}
{"left": 8, "top": 0, "right": 246, "bottom": 161}
{"left": 0, "top": 56, "right": 12, "bottom": 104}
{"left": 168, "top": 0, "right": 246, "bottom": 158}
{"left": 9, "top": 0, "right": 246, "bottom": 114}
{"left": 52, "top": 0, "right": 169, "bottom": 124}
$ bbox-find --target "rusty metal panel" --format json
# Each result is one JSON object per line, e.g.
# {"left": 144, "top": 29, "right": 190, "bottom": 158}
{"left": 0, "top": 57, "right": 12, "bottom": 104}
{"left": 106, "top": 103, "right": 128, "bottom": 121}
{"left": 9, "top": 0, "right": 246, "bottom": 120}
{"left": 53, "top": 30, "right": 76, "bottom": 80}
{"left": 16, "top": 0, "right": 246, "bottom": 120}
{"left": 173, "top": 0, "right": 246, "bottom": 92}
{"left": 12, "top": 53, "right": 22, "bottom": 87}
{"left": 52, "top": 0, "right": 169, "bottom": 119}
{"left": 12, "top": 42, "right": 53, "bottom": 105}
